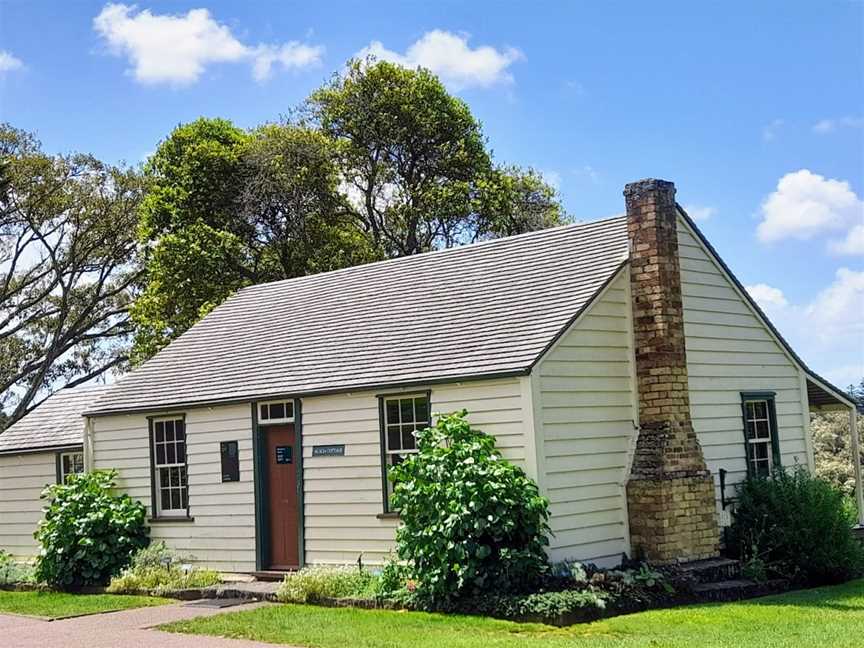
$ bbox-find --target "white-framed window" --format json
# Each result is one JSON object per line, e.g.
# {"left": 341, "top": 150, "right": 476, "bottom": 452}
{"left": 259, "top": 400, "right": 294, "bottom": 424}
{"left": 741, "top": 395, "right": 778, "bottom": 478}
{"left": 58, "top": 451, "right": 84, "bottom": 483}
{"left": 380, "top": 393, "right": 431, "bottom": 510}
{"left": 151, "top": 417, "right": 188, "bottom": 517}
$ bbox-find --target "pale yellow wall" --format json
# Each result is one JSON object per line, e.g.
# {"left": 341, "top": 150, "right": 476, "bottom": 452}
{"left": 90, "top": 403, "right": 255, "bottom": 572}
{"left": 533, "top": 270, "right": 636, "bottom": 566}
{"left": 0, "top": 451, "right": 57, "bottom": 560}
{"left": 301, "top": 377, "right": 530, "bottom": 565}
{"left": 677, "top": 215, "right": 810, "bottom": 514}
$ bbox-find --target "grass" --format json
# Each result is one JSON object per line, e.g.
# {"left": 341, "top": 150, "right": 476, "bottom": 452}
{"left": 163, "top": 579, "right": 864, "bottom": 648}
{"left": 0, "top": 591, "right": 169, "bottom": 619}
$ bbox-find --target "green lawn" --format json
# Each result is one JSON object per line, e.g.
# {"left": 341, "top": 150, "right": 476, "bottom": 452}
{"left": 0, "top": 591, "right": 169, "bottom": 619}
{"left": 163, "top": 579, "right": 864, "bottom": 648}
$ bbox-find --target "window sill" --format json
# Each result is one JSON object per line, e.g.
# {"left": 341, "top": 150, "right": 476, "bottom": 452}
{"left": 376, "top": 512, "right": 401, "bottom": 520}
{"left": 148, "top": 516, "right": 195, "bottom": 524}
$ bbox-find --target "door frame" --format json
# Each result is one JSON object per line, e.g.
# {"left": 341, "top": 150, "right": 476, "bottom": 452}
{"left": 252, "top": 398, "right": 304, "bottom": 571}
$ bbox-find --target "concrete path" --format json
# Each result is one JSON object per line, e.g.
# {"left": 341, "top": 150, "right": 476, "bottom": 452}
{"left": 0, "top": 600, "right": 300, "bottom": 648}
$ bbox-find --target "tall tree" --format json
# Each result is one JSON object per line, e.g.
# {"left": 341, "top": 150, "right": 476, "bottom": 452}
{"left": 308, "top": 59, "right": 567, "bottom": 255}
{"left": 0, "top": 125, "right": 142, "bottom": 425}
{"left": 131, "top": 119, "right": 376, "bottom": 363}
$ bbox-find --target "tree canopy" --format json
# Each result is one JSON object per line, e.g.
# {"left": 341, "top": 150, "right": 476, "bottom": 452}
{"left": 0, "top": 125, "right": 141, "bottom": 426}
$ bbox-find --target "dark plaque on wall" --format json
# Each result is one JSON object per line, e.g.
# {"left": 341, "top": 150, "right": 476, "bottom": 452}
{"left": 220, "top": 440, "right": 239, "bottom": 482}
{"left": 312, "top": 444, "right": 345, "bottom": 457}
{"left": 275, "top": 445, "right": 293, "bottom": 464}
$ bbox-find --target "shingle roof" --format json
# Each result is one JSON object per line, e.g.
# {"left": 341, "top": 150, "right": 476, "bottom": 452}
{"left": 0, "top": 385, "right": 108, "bottom": 453}
{"left": 88, "top": 216, "right": 629, "bottom": 416}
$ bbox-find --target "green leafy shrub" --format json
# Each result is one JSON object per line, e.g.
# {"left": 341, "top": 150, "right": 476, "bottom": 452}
{"left": 453, "top": 588, "right": 607, "bottom": 621}
{"left": 0, "top": 550, "right": 35, "bottom": 585}
{"left": 373, "top": 558, "right": 414, "bottom": 599}
{"left": 277, "top": 565, "right": 376, "bottom": 603}
{"left": 34, "top": 470, "right": 149, "bottom": 588}
{"left": 390, "top": 411, "right": 551, "bottom": 604}
{"left": 729, "top": 467, "right": 864, "bottom": 585}
{"left": 107, "top": 542, "right": 221, "bottom": 594}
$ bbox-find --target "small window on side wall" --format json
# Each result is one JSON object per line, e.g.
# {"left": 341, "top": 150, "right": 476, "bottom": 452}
{"left": 57, "top": 451, "right": 84, "bottom": 483}
{"left": 380, "top": 393, "right": 431, "bottom": 512}
{"left": 740, "top": 392, "right": 781, "bottom": 477}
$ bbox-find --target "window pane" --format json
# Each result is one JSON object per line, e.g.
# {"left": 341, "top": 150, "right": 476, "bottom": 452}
{"left": 175, "top": 421, "right": 185, "bottom": 440}
{"left": 260, "top": 404, "right": 269, "bottom": 420}
{"left": 161, "top": 488, "right": 171, "bottom": 511}
{"left": 160, "top": 468, "right": 170, "bottom": 487}
{"left": 754, "top": 443, "right": 769, "bottom": 460}
{"left": 402, "top": 429, "right": 416, "bottom": 451}
{"left": 178, "top": 466, "right": 187, "bottom": 487}
{"left": 170, "top": 489, "right": 181, "bottom": 510}
{"left": 387, "top": 427, "right": 401, "bottom": 452}
{"left": 400, "top": 399, "right": 414, "bottom": 423}
{"left": 154, "top": 422, "right": 164, "bottom": 442}
{"left": 165, "top": 421, "right": 175, "bottom": 442}
{"left": 177, "top": 441, "right": 186, "bottom": 463}
{"left": 414, "top": 398, "right": 429, "bottom": 425}
{"left": 386, "top": 400, "right": 400, "bottom": 425}
{"left": 179, "top": 486, "right": 188, "bottom": 509}
{"left": 270, "top": 403, "right": 285, "bottom": 420}
{"left": 166, "top": 443, "right": 176, "bottom": 464}
{"left": 62, "top": 455, "right": 72, "bottom": 476}
{"left": 754, "top": 420, "right": 770, "bottom": 439}
{"left": 285, "top": 401, "right": 294, "bottom": 419}
{"left": 753, "top": 401, "right": 768, "bottom": 419}
{"left": 156, "top": 444, "right": 166, "bottom": 465}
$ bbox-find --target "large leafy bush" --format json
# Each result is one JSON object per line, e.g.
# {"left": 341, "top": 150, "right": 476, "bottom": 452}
{"left": 729, "top": 467, "right": 864, "bottom": 585}
{"left": 390, "top": 411, "right": 551, "bottom": 604}
{"left": 34, "top": 470, "right": 149, "bottom": 588}
{"left": 108, "top": 541, "right": 221, "bottom": 594}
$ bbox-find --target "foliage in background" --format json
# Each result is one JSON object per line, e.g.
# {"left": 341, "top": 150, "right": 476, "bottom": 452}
{"left": 0, "top": 550, "right": 35, "bottom": 585}
{"left": 309, "top": 59, "right": 566, "bottom": 256}
{"left": 389, "top": 411, "right": 551, "bottom": 604}
{"left": 729, "top": 467, "right": 864, "bottom": 585}
{"left": 132, "top": 60, "right": 566, "bottom": 362}
{"left": 277, "top": 564, "right": 376, "bottom": 604}
{"left": 130, "top": 118, "right": 377, "bottom": 362}
{"left": 810, "top": 379, "right": 863, "bottom": 497}
{"left": 108, "top": 541, "right": 221, "bottom": 595}
{"left": 34, "top": 470, "right": 149, "bottom": 588}
{"left": 0, "top": 125, "right": 142, "bottom": 426}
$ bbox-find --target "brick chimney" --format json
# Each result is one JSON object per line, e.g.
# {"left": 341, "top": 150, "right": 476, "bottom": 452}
{"left": 624, "top": 179, "right": 720, "bottom": 564}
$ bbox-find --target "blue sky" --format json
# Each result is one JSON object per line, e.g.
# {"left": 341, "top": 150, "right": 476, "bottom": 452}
{"left": 0, "top": 1, "right": 862, "bottom": 386}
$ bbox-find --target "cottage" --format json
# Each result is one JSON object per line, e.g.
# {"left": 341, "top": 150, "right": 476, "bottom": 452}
{"left": 0, "top": 386, "right": 107, "bottom": 560}
{"left": 2, "top": 179, "right": 860, "bottom": 573}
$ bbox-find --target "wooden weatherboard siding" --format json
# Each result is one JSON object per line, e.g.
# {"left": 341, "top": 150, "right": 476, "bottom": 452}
{"left": 677, "top": 215, "right": 810, "bottom": 511}
{"left": 301, "top": 377, "right": 530, "bottom": 565}
{"left": 89, "top": 403, "right": 256, "bottom": 572}
{"left": 0, "top": 451, "right": 59, "bottom": 560}
{"left": 533, "top": 269, "right": 636, "bottom": 565}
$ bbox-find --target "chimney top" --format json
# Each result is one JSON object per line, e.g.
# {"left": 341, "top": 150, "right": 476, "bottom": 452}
{"left": 623, "top": 178, "right": 676, "bottom": 200}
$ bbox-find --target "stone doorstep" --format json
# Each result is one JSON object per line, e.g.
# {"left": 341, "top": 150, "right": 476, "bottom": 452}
{"left": 678, "top": 557, "right": 742, "bottom": 584}
{"left": 691, "top": 578, "right": 789, "bottom": 603}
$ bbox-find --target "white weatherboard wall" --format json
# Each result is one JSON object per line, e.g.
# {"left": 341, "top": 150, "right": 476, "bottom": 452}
{"left": 89, "top": 403, "right": 255, "bottom": 572}
{"left": 533, "top": 270, "right": 636, "bottom": 565}
{"left": 677, "top": 215, "right": 809, "bottom": 509}
{"left": 301, "top": 377, "right": 529, "bottom": 565}
{"left": 0, "top": 451, "right": 57, "bottom": 560}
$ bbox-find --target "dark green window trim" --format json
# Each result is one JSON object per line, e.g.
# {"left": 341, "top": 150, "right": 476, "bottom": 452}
{"left": 147, "top": 413, "right": 189, "bottom": 520}
{"left": 740, "top": 391, "right": 781, "bottom": 477}
{"left": 378, "top": 390, "right": 432, "bottom": 513}
{"left": 148, "top": 516, "right": 195, "bottom": 523}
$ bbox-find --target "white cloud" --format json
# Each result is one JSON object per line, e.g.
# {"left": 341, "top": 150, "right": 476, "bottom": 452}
{"left": 746, "top": 283, "right": 789, "bottom": 309}
{"left": 0, "top": 50, "right": 23, "bottom": 74}
{"left": 540, "top": 170, "right": 561, "bottom": 190}
{"left": 829, "top": 223, "right": 864, "bottom": 256}
{"left": 356, "top": 30, "right": 522, "bottom": 89}
{"left": 93, "top": 4, "right": 322, "bottom": 85}
{"left": 573, "top": 165, "right": 600, "bottom": 184}
{"left": 762, "top": 118, "right": 784, "bottom": 142}
{"left": 250, "top": 42, "right": 324, "bottom": 82}
{"left": 746, "top": 269, "right": 864, "bottom": 388}
{"left": 683, "top": 204, "right": 717, "bottom": 221}
{"left": 813, "top": 116, "right": 864, "bottom": 134}
{"left": 756, "top": 170, "right": 864, "bottom": 255}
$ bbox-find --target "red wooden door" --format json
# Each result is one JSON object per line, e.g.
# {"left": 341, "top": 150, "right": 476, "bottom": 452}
{"left": 265, "top": 424, "right": 299, "bottom": 569}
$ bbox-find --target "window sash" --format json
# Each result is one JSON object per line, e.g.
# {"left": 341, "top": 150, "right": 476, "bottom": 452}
{"left": 741, "top": 394, "right": 779, "bottom": 477}
{"left": 59, "top": 451, "right": 84, "bottom": 483}
{"left": 259, "top": 400, "right": 295, "bottom": 423}
{"left": 151, "top": 417, "right": 188, "bottom": 516}
{"left": 380, "top": 394, "right": 431, "bottom": 512}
